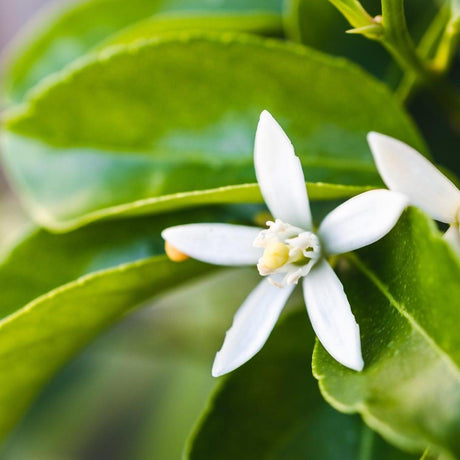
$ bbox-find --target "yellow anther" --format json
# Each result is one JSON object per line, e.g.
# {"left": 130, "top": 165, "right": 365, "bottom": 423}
{"left": 261, "top": 242, "right": 289, "bottom": 270}
{"left": 165, "top": 241, "right": 189, "bottom": 262}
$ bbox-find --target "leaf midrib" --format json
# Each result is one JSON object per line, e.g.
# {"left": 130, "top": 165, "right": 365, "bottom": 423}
{"left": 349, "top": 254, "right": 460, "bottom": 383}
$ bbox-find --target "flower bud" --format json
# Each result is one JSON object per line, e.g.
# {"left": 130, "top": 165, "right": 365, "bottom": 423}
{"left": 165, "top": 241, "right": 189, "bottom": 262}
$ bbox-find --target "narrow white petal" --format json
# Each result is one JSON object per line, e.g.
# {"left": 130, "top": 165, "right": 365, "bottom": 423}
{"left": 254, "top": 110, "right": 312, "bottom": 229}
{"left": 444, "top": 225, "right": 460, "bottom": 257}
{"left": 318, "top": 189, "right": 408, "bottom": 255}
{"left": 212, "top": 278, "right": 294, "bottom": 377}
{"left": 303, "top": 260, "right": 363, "bottom": 371}
{"left": 368, "top": 132, "right": 460, "bottom": 223}
{"left": 162, "top": 224, "right": 262, "bottom": 266}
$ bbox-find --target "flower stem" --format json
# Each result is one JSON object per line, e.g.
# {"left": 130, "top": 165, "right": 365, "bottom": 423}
{"left": 396, "top": 4, "right": 451, "bottom": 102}
{"left": 431, "top": 11, "right": 460, "bottom": 75}
{"left": 380, "top": 0, "right": 431, "bottom": 80}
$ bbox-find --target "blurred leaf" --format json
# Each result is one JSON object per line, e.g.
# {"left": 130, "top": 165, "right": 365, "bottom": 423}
{"left": 313, "top": 208, "right": 460, "bottom": 458}
{"left": 97, "top": 12, "right": 283, "bottom": 49}
{"left": 0, "top": 268, "right": 258, "bottom": 460}
{"left": 0, "top": 206, "right": 251, "bottom": 441}
{"left": 2, "top": 0, "right": 283, "bottom": 104}
{"left": 0, "top": 254, "right": 210, "bottom": 443}
{"left": 0, "top": 208, "right": 230, "bottom": 317}
{"left": 187, "top": 311, "right": 418, "bottom": 459}
{"left": 2, "top": 35, "right": 425, "bottom": 230}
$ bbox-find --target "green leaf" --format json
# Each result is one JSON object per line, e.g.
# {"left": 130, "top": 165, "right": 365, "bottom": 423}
{"left": 313, "top": 208, "right": 460, "bottom": 458}
{"left": 0, "top": 268, "right": 259, "bottom": 459}
{"left": 1, "top": 182, "right": 371, "bottom": 233}
{"left": 97, "top": 12, "right": 283, "bottom": 49}
{"left": 187, "top": 311, "right": 418, "bottom": 459}
{"left": 3, "top": 0, "right": 283, "bottom": 104}
{"left": 2, "top": 35, "right": 425, "bottom": 230}
{"left": 0, "top": 256, "right": 209, "bottom": 441}
{"left": 0, "top": 207, "right": 242, "bottom": 440}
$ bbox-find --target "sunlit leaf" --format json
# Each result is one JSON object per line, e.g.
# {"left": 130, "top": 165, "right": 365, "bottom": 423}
{"left": 2, "top": 35, "right": 425, "bottom": 230}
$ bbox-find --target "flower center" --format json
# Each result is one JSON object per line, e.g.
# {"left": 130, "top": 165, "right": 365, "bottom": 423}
{"left": 261, "top": 242, "right": 290, "bottom": 270}
{"left": 254, "top": 219, "right": 321, "bottom": 287}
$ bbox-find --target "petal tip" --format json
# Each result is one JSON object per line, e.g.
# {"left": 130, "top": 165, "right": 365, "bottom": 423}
{"left": 211, "top": 353, "right": 230, "bottom": 378}
{"left": 336, "top": 343, "right": 364, "bottom": 372}
{"left": 160, "top": 227, "right": 172, "bottom": 240}
{"left": 259, "top": 109, "right": 274, "bottom": 121}
{"left": 367, "top": 131, "right": 382, "bottom": 140}
{"left": 348, "top": 356, "right": 364, "bottom": 372}
{"left": 211, "top": 368, "right": 223, "bottom": 378}
{"left": 367, "top": 131, "right": 390, "bottom": 151}
{"left": 257, "top": 110, "right": 278, "bottom": 134}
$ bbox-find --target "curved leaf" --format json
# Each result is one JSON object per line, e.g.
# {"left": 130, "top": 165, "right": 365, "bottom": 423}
{"left": 1, "top": 35, "right": 425, "bottom": 230}
{"left": 187, "top": 311, "right": 418, "bottom": 459}
{"left": 313, "top": 208, "right": 460, "bottom": 458}
{"left": 0, "top": 207, "right": 250, "bottom": 440}
{"left": 2, "top": 182, "right": 371, "bottom": 233}
{"left": 2, "top": 0, "right": 283, "bottom": 103}
{"left": 98, "top": 12, "right": 283, "bottom": 49}
{"left": 0, "top": 255, "right": 210, "bottom": 441}
{"left": 0, "top": 268, "right": 259, "bottom": 459}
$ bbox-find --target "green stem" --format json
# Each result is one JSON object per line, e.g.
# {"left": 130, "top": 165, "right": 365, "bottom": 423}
{"left": 432, "top": 12, "right": 460, "bottom": 74}
{"left": 380, "top": 0, "right": 460, "bottom": 130}
{"left": 380, "top": 0, "right": 431, "bottom": 80}
{"left": 420, "top": 447, "right": 440, "bottom": 460}
{"left": 396, "top": 4, "right": 451, "bottom": 102}
{"left": 358, "top": 425, "right": 375, "bottom": 460}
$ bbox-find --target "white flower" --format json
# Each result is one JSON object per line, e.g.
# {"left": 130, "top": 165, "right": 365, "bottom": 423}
{"left": 162, "top": 111, "right": 408, "bottom": 376}
{"left": 368, "top": 132, "right": 460, "bottom": 255}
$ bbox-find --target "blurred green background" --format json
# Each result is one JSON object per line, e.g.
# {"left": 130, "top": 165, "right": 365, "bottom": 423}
{"left": 0, "top": 6, "right": 236, "bottom": 458}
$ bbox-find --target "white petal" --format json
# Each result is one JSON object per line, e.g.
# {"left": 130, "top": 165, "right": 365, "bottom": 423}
{"left": 318, "top": 189, "right": 408, "bottom": 255}
{"left": 444, "top": 225, "right": 460, "bottom": 257}
{"left": 162, "top": 224, "right": 262, "bottom": 266}
{"left": 254, "top": 110, "right": 312, "bottom": 229}
{"left": 368, "top": 132, "right": 460, "bottom": 223}
{"left": 212, "top": 277, "right": 294, "bottom": 376}
{"left": 303, "top": 260, "right": 363, "bottom": 371}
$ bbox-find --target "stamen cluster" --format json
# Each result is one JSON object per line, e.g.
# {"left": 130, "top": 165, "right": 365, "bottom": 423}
{"left": 254, "top": 219, "right": 321, "bottom": 287}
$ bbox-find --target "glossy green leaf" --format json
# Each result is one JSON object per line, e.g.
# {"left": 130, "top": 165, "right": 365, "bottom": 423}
{"left": 187, "top": 311, "right": 418, "bottom": 459}
{"left": 1, "top": 35, "right": 425, "bottom": 230}
{"left": 3, "top": 0, "right": 283, "bottom": 104}
{"left": 4, "top": 182, "right": 371, "bottom": 233}
{"left": 313, "top": 208, "right": 460, "bottom": 458}
{"left": 0, "top": 207, "right": 243, "bottom": 440}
